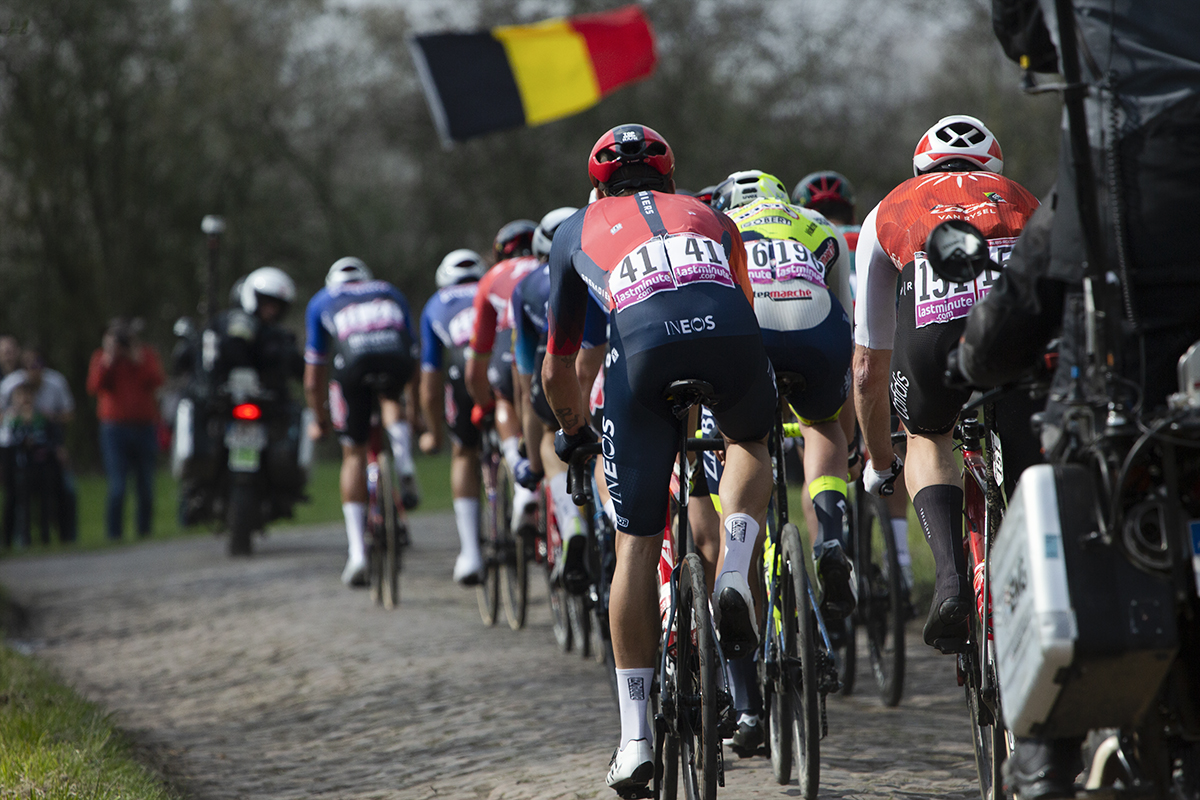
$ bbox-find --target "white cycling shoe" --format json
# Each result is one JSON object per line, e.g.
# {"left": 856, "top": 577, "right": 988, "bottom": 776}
{"left": 606, "top": 738, "right": 654, "bottom": 794}
{"left": 453, "top": 552, "right": 485, "bottom": 586}
{"left": 713, "top": 571, "right": 759, "bottom": 659}
{"left": 341, "top": 556, "right": 367, "bottom": 587}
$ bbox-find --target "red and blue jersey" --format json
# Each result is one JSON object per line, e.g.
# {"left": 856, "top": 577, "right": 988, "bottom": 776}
{"left": 467, "top": 255, "right": 540, "bottom": 357}
{"left": 547, "top": 191, "right": 753, "bottom": 358}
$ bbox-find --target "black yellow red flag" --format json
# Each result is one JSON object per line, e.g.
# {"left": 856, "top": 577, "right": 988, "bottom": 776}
{"left": 410, "top": 5, "right": 657, "bottom": 146}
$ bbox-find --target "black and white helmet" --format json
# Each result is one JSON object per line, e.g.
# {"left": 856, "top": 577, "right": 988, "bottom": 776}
{"left": 532, "top": 207, "right": 578, "bottom": 260}
{"left": 435, "top": 249, "right": 486, "bottom": 289}
{"left": 240, "top": 266, "right": 295, "bottom": 314}
{"left": 325, "top": 256, "right": 373, "bottom": 289}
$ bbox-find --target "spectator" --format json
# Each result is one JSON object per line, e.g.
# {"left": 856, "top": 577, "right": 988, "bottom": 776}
{"left": 0, "top": 382, "right": 64, "bottom": 548}
{"left": 0, "top": 347, "right": 77, "bottom": 543}
{"left": 0, "top": 336, "right": 21, "bottom": 381}
{"left": 86, "top": 318, "right": 165, "bottom": 541}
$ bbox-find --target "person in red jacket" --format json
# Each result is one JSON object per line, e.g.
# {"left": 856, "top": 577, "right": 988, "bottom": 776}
{"left": 87, "top": 317, "right": 165, "bottom": 541}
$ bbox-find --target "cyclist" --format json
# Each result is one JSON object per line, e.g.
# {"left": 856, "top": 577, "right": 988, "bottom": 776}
{"left": 795, "top": 170, "right": 916, "bottom": 592}
{"left": 543, "top": 123, "right": 775, "bottom": 794}
{"left": 694, "top": 169, "right": 855, "bottom": 754}
{"left": 417, "top": 248, "right": 490, "bottom": 586}
{"left": 303, "top": 257, "right": 419, "bottom": 587}
{"left": 465, "top": 220, "right": 542, "bottom": 530}
{"left": 852, "top": 115, "right": 1039, "bottom": 652}
{"left": 511, "top": 206, "right": 609, "bottom": 594}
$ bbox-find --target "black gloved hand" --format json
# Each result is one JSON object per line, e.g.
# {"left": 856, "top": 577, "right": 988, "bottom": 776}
{"left": 554, "top": 425, "right": 599, "bottom": 464}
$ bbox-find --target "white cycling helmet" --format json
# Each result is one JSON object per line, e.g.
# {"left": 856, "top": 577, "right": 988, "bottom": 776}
{"left": 532, "top": 207, "right": 579, "bottom": 260}
{"left": 435, "top": 249, "right": 487, "bottom": 289}
{"left": 325, "top": 256, "right": 373, "bottom": 289}
{"left": 240, "top": 266, "right": 295, "bottom": 314}
{"left": 712, "top": 170, "right": 790, "bottom": 212}
{"left": 912, "top": 115, "right": 1004, "bottom": 176}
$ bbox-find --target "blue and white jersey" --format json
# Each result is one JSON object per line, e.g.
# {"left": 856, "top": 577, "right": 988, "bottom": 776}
{"left": 512, "top": 263, "right": 608, "bottom": 376}
{"left": 419, "top": 282, "right": 478, "bottom": 372}
{"left": 304, "top": 280, "right": 415, "bottom": 368}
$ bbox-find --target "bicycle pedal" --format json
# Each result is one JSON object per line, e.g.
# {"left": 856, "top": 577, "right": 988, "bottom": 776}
{"left": 614, "top": 787, "right": 654, "bottom": 800}
{"left": 932, "top": 637, "right": 970, "bottom": 655}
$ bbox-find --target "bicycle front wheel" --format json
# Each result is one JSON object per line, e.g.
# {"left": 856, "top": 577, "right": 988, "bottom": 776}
{"left": 781, "top": 523, "right": 819, "bottom": 800}
{"left": 677, "top": 552, "right": 719, "bottom": 800}
{"left": 495, "top": 459, "right": 527, "bottom": 630}
{"left": 856, "top": 490, "right": 905, "bottom": 707}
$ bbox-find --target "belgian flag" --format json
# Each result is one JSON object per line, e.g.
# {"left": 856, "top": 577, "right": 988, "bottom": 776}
{"left": 411, "top": 5, "right": 657, "bottom": 146}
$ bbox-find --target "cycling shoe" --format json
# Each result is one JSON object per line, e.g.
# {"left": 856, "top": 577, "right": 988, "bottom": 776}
{"left": 729, "top": 714, "right": 765, "bottom": 758}
{"left": 561, "top": 534, "right": 589, "bottom": 596}
{"left": 400, "top": 473, "right": 420, "bottom": 511}
{"left": 1002, "top": 737, "right": 1081, "bottom": 800}
{"left": 713, "top": 572, "right": 759, "bottom": 659}
{"left": 453, "top": 553, "right": 485, "bottom": 587}
{"left": 606, "top": 738, "right": 654, "bottom": 797}
{"left": 815, "top": 540, "right": 857, "bottom": 621}
{"left": 923, "top": 591, "right": 971, "bottom": 653}
{"left": 341, "top": 557, "right": 368, "bottom": 588}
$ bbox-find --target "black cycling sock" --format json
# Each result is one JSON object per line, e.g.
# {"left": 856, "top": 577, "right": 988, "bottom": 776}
{"left": 811, "top": 488, "right": 847, "bottom": 551}
{"left": 912, "top": 485, "right": 968, "bottom": 601}
{"left": 725, "top": 653, "right": 762, "bottom": 717}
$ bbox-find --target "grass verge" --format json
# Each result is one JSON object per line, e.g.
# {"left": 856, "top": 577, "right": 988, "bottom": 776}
{"left": 0, "top": 644, "right": 178, "bottom": 800}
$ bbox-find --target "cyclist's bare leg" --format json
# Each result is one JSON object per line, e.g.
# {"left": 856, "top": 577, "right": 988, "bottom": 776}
{"left": 609, "top": 531, "right": 663, "bottom": 748}
{"left": 711, "top": 436, "right": 771, "bottom": 656}
{"left": 903, "top": 431, "right": 960, "bottom": 494}
{"left": 689, "top": 493, "right": 721, "bottom": 595}
{"left": 713, "top": 437, "right": 771, "bottom": 577}
{"left": 379, "top": 394, "right": 418, "bottom": 509}
{"left": 451, "top": 440, "right": 483, "bottom": 582}
{"left": 800, "top": 417, "right": 848, "bottom": 547}
{"left": 340, "top": 441, "right": 370, "bottom": 584}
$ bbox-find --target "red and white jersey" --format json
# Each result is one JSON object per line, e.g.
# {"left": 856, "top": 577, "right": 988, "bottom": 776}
{"left": 467, "top": 255, "right": 540, "bottom": 356}
{"left": 854, "top": 171, "right": 1038, "bottom": 349}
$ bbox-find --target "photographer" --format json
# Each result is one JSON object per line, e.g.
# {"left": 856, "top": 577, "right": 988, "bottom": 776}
{"left": 87, "top": 318, "right": 165, "bottom": 541}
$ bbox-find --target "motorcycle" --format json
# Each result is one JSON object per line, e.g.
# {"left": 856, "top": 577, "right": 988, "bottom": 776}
{"left": 171, "top": 318, "right": 312, "bottom": 555}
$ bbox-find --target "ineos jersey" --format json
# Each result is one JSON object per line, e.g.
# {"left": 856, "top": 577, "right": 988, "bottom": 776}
{"left": 512, "top": 263, "right": 607, "bottom": 375}
{"left": 468, "top": 255, "right": 540, "bottom": 357}
{"left": 855, "top": 172, "right": 1039, "bottom": 349}
{"left": 419, "top": 282, "right": 478, "bottom": 372}
{"left": 304, "top": 280, "right": 416, "bottom": 371}
{"left": 547, "top": 191, "right": 753, "bottom": 358}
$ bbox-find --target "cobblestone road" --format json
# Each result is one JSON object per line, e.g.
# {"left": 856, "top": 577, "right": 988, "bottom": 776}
{"left": 0, "top": 514, "right": 984, "bottom": 800}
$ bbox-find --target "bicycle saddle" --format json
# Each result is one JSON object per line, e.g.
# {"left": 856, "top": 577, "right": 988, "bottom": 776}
{"left": 775, "top": 370, "right": 806, "bottom": 395}
{"left": 664, "top": 379, "right": 717, "bottom": 405}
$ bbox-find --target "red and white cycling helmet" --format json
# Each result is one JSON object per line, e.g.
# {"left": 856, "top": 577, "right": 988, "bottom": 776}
{"left": 588, "top": 124, "right": 674, "bottom": 191}
{"left": 912, "top": 115, "right": 1004, "bottom": 176}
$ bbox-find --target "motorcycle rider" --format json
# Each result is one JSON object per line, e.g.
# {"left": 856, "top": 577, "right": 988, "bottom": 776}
{"left": 304, "top": 257, "right": 419, "bottom": 587}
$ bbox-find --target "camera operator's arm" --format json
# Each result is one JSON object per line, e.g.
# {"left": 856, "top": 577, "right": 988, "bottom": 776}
{"left": 959, "top": 201, "right": 1067, "bottom": 387}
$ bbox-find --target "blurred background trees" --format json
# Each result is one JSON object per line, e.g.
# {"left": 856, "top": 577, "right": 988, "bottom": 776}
{"left": 0, "top": 0, "right": 1061, "bottom": 463}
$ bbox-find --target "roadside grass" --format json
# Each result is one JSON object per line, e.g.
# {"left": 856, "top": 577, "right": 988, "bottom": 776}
{"left": 0, "top": 644, "right": 178, "bottom": 800}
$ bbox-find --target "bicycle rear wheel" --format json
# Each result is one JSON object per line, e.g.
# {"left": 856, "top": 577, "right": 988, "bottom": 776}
{"left": 495, "top": 459, "right": 527, "bottom": 630}
{"left": 856, "top": 489, "right": 905, "bottom": 707}
{"left": 476, "top": 453, "right": 501, "bottom": 626}
{"left": 781, "top": 523, "right": 820, "bottom": 800}
{"left": 677, "top": 552, "right": 719, "bottom": 800}
{"left": 836, "top": 500, "right": 858, "bottom": 696}
{"left": 379, "top": 453, "right": 400, "bottom": 610}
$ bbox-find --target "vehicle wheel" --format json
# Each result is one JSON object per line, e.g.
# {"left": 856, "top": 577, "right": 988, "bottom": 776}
{"left": 568, "top": 594, "right": 591, "bottom": 659}
{"left": 762, "top": 536, "right": 793, "bottom": 785}
{"left": 227, "top": 483, "right": 256, "bottom": 556}
{"left": 549, "top": 582, "right": 572, "bottom": 652}
{"left": 477, "top": 455, "right": 501, "bottom": 626}
{"left": 677, "top": 552, "right": 719, "bottom": 800}
{"left": 964, "top": 644, "right": 1010, "bottom": 800}
{"left": 651, "top": 673, "right": 679, "bottom": 800}
{"left": 381, "top": 468, "right": 400, "bottom": 610}
{"left": 782, "top": 523, "right": 820, "bottom": 800}
{"left": 857, "top": 490, "right": 905, "bottom": 707}
{"left": 496, "top": 459, "right": 527, "bottom": 631}
{"left": 837, "top": 501, "right": 858, "bottom": 696}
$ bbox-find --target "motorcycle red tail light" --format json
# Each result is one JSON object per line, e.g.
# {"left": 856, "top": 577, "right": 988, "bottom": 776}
{"left": 233, "top": 403, "right": 262, "bottom": 421}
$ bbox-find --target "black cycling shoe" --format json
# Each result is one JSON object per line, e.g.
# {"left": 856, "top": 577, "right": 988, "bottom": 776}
{"left": 400, "top": 474, "right": 420, "bottom": 511}
{"left": 923, "top": 592, "right": 971, "bottom": 653}
{"left": 816, "top": 541, "right": 857, "bottom": 621}
{"left": 729, "top": 715, "right": 765, "bottom": 758}
{"left": 713, "top": 573, "right": 759, "bottom": 659}
{"left": 561, "top": 535, "right": 590, "bottom": 596}
{"left": 1003, "top": 737, "right": 1081, "bottom": 800}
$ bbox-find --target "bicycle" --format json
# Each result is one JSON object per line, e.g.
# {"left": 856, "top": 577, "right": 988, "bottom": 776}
{"left": 536, "top": 478, "right": 589, "bottom": 654}
{"left": 360, "top": 384, "right": 408, "bottom": 610}
{"left": 476, "top": 415, "right": 526, "bottom": 630}
{"left": 762, "top": 374, "right": 840, "bottom": 799}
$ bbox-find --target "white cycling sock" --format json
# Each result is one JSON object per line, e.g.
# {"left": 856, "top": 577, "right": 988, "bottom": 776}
{"left": 717, "top": 513, "right": 759, "bottom": 582}
{"left": 342, "top": 502, "right": 367, "bottom": 564}
{"left": 891, "top": 517, "right": 912, "bottom": 567}
{"left": 501, "top": 436, "right": 522, "bottom": 473}
{"left": 386, "top": 421, "right": 416, "bottom": 477}
{"left": 616, "top": 667, "right": 655, "bottom": 746}
{"left": 549, "top": 472, "right": 581, "bottom": 541}
{"left": 453, "top": 497, "right": 481, "bottom": 561}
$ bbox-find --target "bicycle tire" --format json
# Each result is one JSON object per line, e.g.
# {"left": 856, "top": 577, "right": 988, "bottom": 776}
{"left": 652, "top": 677, "right": 679, "bottom": 800}
{"left": 965, "top": 564, "right": 1010, "bottom": 800}
{"left": 495, "top": 459, "right": 526, "bottom": 630}
{"left": 781, "top": 523, "right": 820, "bottom": 800}
{"left": 476, "top": 451, "right": 501, "bottom": 626}
{"left": 837, "top": 500, "right": 858, "bottom": 696}
{"left": 569, "top": 594, "right": 590, "bottom": 658}
{"left": 856, "top": 490, "right": 905, "bottom": 707}
{"left": 677, "top": 552, "right": 719, "bottom": 800}
{"left": 378, "top": 453, "right": 400, "bottom": 610}
{"left": 762, "top": 524, "right": 793, "bottom": 785}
